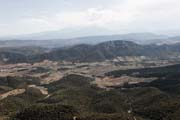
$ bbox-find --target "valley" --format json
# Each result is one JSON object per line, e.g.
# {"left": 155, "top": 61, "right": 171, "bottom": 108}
{"left": 0, "top": 40, "right": 180, "bottom": 120}
{"left": 1, "top": 0, "right": 180, "bottom": 119}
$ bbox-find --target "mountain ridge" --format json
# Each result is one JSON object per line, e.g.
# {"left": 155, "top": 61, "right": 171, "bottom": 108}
{"left": 0, "top": 32, "right": 175, "bottom": 48}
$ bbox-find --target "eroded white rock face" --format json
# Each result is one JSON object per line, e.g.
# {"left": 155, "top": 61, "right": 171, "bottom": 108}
{"left": 93, "top": 76, "right": 157, "bottom": 89}
{"left": 0, "top": 89, "right": 26, "bottom": 100}
{"left": 0, "top": 85, "right": 49, "bottom": 100}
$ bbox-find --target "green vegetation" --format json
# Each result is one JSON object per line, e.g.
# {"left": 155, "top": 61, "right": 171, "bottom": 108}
{"left": 11, "top": 104, "right": 77, "bottom": 120}
{"left": 2, "top": 40, "right": 180, "bottom": 63}
{"left": 0, "top": 76, "right": 40, "bottom": 89}
{"left": 0, "top": 63, "right": 180, "bottom": 120}
{"left": 106, "top": 64, "right": 180, "bottom": 78}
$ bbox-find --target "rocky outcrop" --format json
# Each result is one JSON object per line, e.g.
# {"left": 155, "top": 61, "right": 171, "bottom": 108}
{"left": 26, "top": 85, "right": 48, "bottom": 96}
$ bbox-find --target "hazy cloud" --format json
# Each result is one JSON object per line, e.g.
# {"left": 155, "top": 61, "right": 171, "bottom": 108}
{"left": 0, "top": 0, "right": 180, "bottom": 36}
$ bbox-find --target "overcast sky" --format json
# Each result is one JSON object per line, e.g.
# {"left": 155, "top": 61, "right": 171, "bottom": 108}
{"left": 0, "top": 0, "right": 180, "bottom": 36}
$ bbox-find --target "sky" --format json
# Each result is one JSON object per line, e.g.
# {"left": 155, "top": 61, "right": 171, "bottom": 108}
{"left": 0, "top": 0, "right": 180, "bottom": 37}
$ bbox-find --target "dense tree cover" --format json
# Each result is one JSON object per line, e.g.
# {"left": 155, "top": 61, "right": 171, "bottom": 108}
{"left": 0, "top": 76, "right": 40, "bottom": 89}
{"left": 0, "top": 93, "right": 44, "bottom": 117}
{"left": 0, "top": 64, "right": 180, "bottom": 119}
{"left": 106, "top": 64, "right": 180, "bottom": 78}
{"left": 11, "top": 104, "right": 77, "bottom": 120}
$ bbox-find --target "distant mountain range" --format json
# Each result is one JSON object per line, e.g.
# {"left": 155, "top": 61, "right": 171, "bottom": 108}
{"left": 1, "top": 40, "right": 180, "bottom": 63}
{"left": 36, "top": 40, "right": 180, "bottom": 62}
{"left": 1, "top": 32, "right": 180, "bottom": 48}
{"left": 0, "top": 26, "right": 113, "bottom": 40}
